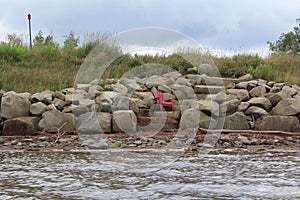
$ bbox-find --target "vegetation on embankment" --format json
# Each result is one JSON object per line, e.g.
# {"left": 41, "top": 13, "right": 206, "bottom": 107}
{"left": 1, "top": 31, "right": 300, "bottom": 93}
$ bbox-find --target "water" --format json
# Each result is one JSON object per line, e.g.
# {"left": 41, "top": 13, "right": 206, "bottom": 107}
{"left": 0, "top": 150, "right": 299, "bottom": 199}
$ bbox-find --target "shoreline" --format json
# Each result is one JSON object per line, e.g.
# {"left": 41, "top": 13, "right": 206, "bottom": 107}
{"left": 1, "top": 128, "right": 299, "bottom": 152}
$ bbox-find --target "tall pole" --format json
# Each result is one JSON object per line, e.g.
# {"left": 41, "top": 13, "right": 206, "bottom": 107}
{"left": 27, "top": 13, "right": 32, "bottom": 49}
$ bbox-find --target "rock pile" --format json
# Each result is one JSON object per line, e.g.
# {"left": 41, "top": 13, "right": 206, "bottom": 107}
{"left": 1, "top": 68, "right": 300, "bottom": 136}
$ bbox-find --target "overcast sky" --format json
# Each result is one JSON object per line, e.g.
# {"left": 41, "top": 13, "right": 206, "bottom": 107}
{"left": 0, "top": 0, "right": 299, "bottom": 54}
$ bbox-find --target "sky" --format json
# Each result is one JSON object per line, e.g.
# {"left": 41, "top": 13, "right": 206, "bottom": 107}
{"left": 0, "top": 0, "right": 299, "bottom": 55}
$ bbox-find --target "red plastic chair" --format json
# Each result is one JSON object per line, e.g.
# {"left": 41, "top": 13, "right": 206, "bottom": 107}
{"left": 152, "top": 91, "right": 174, "bottom": 111}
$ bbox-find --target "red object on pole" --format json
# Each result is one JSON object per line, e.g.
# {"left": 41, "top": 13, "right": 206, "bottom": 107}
{"left": 27, "top": 13, "right": 32, "bottom": 49}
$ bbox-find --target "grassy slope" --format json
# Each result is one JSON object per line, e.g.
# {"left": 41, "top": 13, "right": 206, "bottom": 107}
{"left": 1, "top": 41, "right": 300, "bottom": 93}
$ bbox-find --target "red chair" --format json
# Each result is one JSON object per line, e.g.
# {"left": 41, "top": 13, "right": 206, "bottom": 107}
{"left": 152, "top": 91, "right": 174, "bottom": 111}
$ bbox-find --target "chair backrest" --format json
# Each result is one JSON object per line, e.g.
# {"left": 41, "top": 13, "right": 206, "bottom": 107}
{"left": 152, "top": 91, "right": 164, "bottom": 101}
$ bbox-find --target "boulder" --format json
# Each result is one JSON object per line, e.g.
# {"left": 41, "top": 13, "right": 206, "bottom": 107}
{"left": 264, "top": 93, "right": 283, "bottom": 106}
{"left": 205, "top": 91, "right": 227, "bottom": 103}
{"left": 194, "top": 85, "right": 225, "bottom": 94}
{"left": 157, "top": 84, "right": 172, "bottom": 94}
{"left": 30, "top": 102, "right": 48, "bottom": 116}
{"left": 192, "top": 100, "right": 219, "bottom": 117}
{"left": 270, "top": 83, "right": 285, "bottom": 93}
{"left": 31, "top": 91, "right": 53, "bottom": 104}
{"left": 172, "top": 85, "right": 196, "bottom": 100}
{"left": 77, "top": 112, "right": 112, "bottom": 134}
{"left": 227, "top": 89, "right": 250, "bottom": 101}
{"left": 185, "top": 74, "right": 202, "bottom": 85}
{"left": 201, "top": 75, "right": 224, "bottom": 86}
{"left": 176, "top": 77, "right": 192, "bottom": 86}
{"left": 248, "top": 97, "right": 272, "bottom": 111}
{"left": 112, "top": 96, "right": 139, "bottom": 114}
{"left": 54, "top": 91, "right": 66, "bottom": 101}
{"left": 249, "top": 85, "right": 266, "bottom": 97}
{"left": 38, "top": 110, "right": 75, "bottom": 132}
{"left": 237, "top": 74, "right": 253, "bottom": 82}
{"left": 238, "top": 102, "right": 250, "bottom": 112}
{"left": 219, "top": 99, "right": 241, "bottom": 116}
{"left": 86, "top": 85, "right": 103, "bottom": 98}
{"left": 280, "top": 86, "right": 297, "bottom": 97}
{"left": 254, "top": 116, "right": 300, "bottom": 132}
{"left": 145, "top": 76, "right": 174, "bottom": 88}
{"left": 93, "top": 102, "right": 112, "bottom": 113}
{"left": 271, "top": 98, "right": 300, "bottom": 116}
{"left": 198, "top": 64, "right": 218, "bottom": 76}
{"left": 112, "top": 83, "right": 128, "bottom": 94}
{"left": 244, "top": 106, "right": 270, "bottom": 119}
{"left": 1, "top": 92, "right": 31, "bottom": 119}
{"left": 223, "top": 112, "right": 250, "bottom": 130}
{"left": 235, "top": 81, "right": 249, "bottom": 89}
{"left": 75, "top": 84, "right": 91, "bottom": 92}
{"left": 65, "top": 93, "right": 85, "bottom": 105}
{"left": 179, "top": 109, "right": 217, "bottom": 129}
{"left": 52, "top": 98, "right": 67, "bottom": 110}
{"left": 2, "top": 117, "right": 39, "bottom": 136}
{"left": 112, "top": 110, "right": 137, "bottom": 133}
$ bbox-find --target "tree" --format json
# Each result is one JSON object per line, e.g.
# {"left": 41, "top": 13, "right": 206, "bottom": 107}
{"left": 63, "top": 32, "right": 79, "bottom": 48}
{"left": 7, "top": 33, "right": 23, "bottom": 46}
{"left": 268, "top": 26, "right": 300, "bottom": 54}
{"left": 33, "top": 30, "right": 55, "bottom": 47}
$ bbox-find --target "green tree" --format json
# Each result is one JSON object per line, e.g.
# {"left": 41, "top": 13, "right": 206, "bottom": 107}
{"left": 63, "top": 32, "right": 79, "bottom": 48}
{"left": 7, "top": 33, "right": 23, "bottom": 46}
{"left": 268, "top": 26, "right": 300, "bottom": 54}
{"left": 33, "top": 30, "right": 55, "bottom": 47}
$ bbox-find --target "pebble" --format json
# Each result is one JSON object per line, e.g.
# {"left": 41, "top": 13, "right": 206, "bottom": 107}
{"left": 11, "top": 140, "right": 18, "bottom": 145}
{"left": 133, "top": 140, "right": 143, "bottom": 145}
{"left": 22, "top": 138, "right": 33, "bottom": 143}
{"left": 0, "top": 138, "right": 5, "bottom": 144}
{"left": 38, "top": 136, "right": 49, "bottom": 142}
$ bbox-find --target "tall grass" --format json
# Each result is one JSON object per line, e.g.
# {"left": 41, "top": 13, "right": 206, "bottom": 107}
{"left": 1, "top": 32, "right": 300, "bottom": 93}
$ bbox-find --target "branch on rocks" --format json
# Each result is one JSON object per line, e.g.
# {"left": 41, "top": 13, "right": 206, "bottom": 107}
{"left": 198, "top": 128, "right": 300, "bottom": 136}
{"left": 54, "top": 123, "right": 67, "bottom": 143}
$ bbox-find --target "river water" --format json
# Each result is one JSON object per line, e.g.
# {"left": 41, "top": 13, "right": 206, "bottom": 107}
{"left": 0, "top": 150, "right": 299, "bottom": 199}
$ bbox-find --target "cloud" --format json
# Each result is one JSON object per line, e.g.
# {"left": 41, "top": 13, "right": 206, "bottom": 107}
{"left": 0, "top": 0, "right": 299, "bottom": 53}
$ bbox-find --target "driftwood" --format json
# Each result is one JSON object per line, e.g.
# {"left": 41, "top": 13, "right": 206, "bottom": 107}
{"left": 198, "top": 128, "right": 300, "bottom": 137}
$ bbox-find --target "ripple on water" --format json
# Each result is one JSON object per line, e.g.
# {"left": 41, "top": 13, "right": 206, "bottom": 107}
{"left": 0, "top": 150, "right": 299, "bottom": 199}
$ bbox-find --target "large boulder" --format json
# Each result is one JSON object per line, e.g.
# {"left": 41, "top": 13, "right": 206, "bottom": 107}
{"left": 223, "top": 112, "right": 250, "bottom": 130}
{"left": 179, "top": 109, "right": 200, "bottom": 129}
{"left": 227, "top": 89, "right": 250, "bottom": 101}
{"left": 264, "top": 93, "right": 283, "bottom": 106}
{"left": 172, "top": 85, "right": 196, "bottom": 100}
{"left": 248, "top": 97, "right": 272, "bottom": 111}
{"left": 145, "top": 76, "right": 174, "bottom": 88}
{"left": 271, "top": 98, "right": 300, "bottom": 116}
{"left": 1, "top": 92, "right": 31, "bottom": 119}
{"left": 77, "top": 112, "right": 112, "bottom": 134}
{"left": 192, "top": 100, "right": 219, "bottom": 117}
{"left": 112, "top": 96, "right": 139, "bottom": 114}
{"left": 38, "top": 110, "right": 75, "bottom": 132}
{"left": 198, "top": 64, "right": 218, "bottom": 76}
{"left": 112, "top": 110, "right": 137, "bottom": 133}
{"left": 254, "top": 116, "right": 300, "bottom": 132}
{"left": 244, "top": 106, "right": 270, "bottom": 119}
{"left": 2, "top": 117, "right": 39, "bottom": 136}
{"left": 219, "top": 99, "right": 241, "bottom": 116}
{"left": 31, "top": 91, "right": 53, "bottom": 104}
{"left": 249, "top": 85, "right": 266, "bottom": 97}
{"left": 30, "top": 102, "right": 48, "bottom": 116}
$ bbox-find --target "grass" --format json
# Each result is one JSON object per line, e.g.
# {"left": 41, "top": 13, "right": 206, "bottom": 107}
{"left": 1, "top": 32, "right": 300, "bottom": 93}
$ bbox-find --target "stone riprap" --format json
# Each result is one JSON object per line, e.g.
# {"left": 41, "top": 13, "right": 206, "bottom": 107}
{"left": 1, "top": 71, "right": 300, "bottom": 136}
